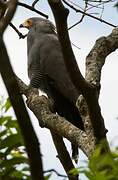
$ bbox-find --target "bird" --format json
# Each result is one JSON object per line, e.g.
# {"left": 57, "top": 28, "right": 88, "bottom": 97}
{"left": 19, "top": 17, "right": 84, "bottom": 162}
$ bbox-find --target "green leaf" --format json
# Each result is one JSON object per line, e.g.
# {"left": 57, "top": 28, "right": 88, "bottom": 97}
{"left": 22, "top": 166, "right": 30, "bottom": 171}
{"left": 5, "top": 119, "right": 22, "bottom": 136}
{"left": 44, "top": 173, "right": 52, "bottom": 180}
{"left": 0, "top": 157, "right": 28, "bottom": 169}
{"left": 84, "top": 170, "right": 94, "bottom": 180}
{"left": 4, "top": 98, "right": 11, "bottom": 112}
{"left": 4, "top": 143, "right": 25, "bottom": 157}
{"left": 10, "top": 170, "right": 30, "bottom": 179}
{"left": 0, "top": 116, "right": 12, "bottom": 125}
{"left": 92, "top": 147, "right": 101, "bottom": 159}
{"left": 0, "top": 129, "right": 8, "bottom": 138}
{"left": 69, "top": 168, "right": 79, "bottom": 175}
{"left": 0, "top": 134, "right": 23, "bottom": 150}
{"left": 1, "top": 166, "right": 16, "bottom": 177}
{"left": 0, "top": 152, "right": 5, "bottom": 158}
{"left": 5, "top": 119, "right": 18, "bottom": 129}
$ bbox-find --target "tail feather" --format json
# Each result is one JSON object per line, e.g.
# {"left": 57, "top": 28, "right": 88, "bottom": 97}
{"left": 72, "top": 144, "right": 78, "bottom": 164}
{"left": 52, "top": 90, "right": 84, "bottom": 130}
{"left": 48, "top": 82, "right": 84, "bottom": 163}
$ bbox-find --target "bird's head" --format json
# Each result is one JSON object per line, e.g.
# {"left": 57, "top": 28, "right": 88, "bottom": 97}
{"left": 19, "top": 17, "right": 56, "bottom": 34}
{"left": 19, "top": 18, "right": 33, "bottom": 29}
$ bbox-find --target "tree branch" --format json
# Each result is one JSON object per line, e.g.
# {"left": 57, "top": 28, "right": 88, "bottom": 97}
{"left": 17, "top": 77, "right": 94, "bottom": 158}
{"left": 0, "top": 0, "right": 17, "bottom": 34}
{"left": 18, "top": 2, "right": 48, "bottom": 19}
{"left": 63, "top": 0, "right": 116, "bottom": 29}
{"left": 85, "top": 27, "right": 118, "bottom": 87}
{"left": 51, "top": 131, "right": 78, "bottom": 180}
{"left": 32, "top": 0, "right": 39, "bottom": 8}
{"left": 44, "top": 169, "right": 67, "bottom": 178}
{"left": 0, "top": 32, "right": 44, "bottom": 180}
{"left": 0, "top": 1, "right": 44, "bottom": 179}
{"left": 80, "top": 27, "right": 118, "bottom": 141}
{"left": 48, "top": 0, "right": 91, "bottom": 94}
{"left": 8, "top": 1, "right": 49, "bottom": 38}
{"left": 47, "top": 0, "right": 109, "bottom": 152}
{"left": 68, "top": 0, "right": 88, "bottom": 30}
{"left": 80, "top": 28, "right": 118, "bottom": 143}
{"left": 0, "top": 0, "right": 6, "bottom": 19}
{"left": 9, "top": 22, "right": 27, "bottom": 39}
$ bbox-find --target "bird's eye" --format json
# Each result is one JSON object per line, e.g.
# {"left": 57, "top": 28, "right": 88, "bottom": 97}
{"left": 27, "top": 20, "right": 32, "bottom": 27}
{"left": 27, "top": 20, "right": 30, "bottom": 24}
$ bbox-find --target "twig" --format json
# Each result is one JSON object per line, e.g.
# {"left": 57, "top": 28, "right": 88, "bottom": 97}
{"left": 100, "top": 3, "right": 104, "bottom": 19}
{"left": 44, "top": 169, "right": 67, "bottom": 178}
{"left": 71, "top": 42, "right": 80, "bottom": 50}
{"left": 18, "top": 2, "right": 48, "bottom": 19}
{"left": 9, "top": 22, "right": 27, "bottom": 39}
{"left": 32, "top": 0, "right": 39, "bottom": 8}
{"left": 68, "top": 0, "right": 88, "bottom": 30}
{"left": 68, "top": 20, "right": 83, "bottom": 30}
{"left": 63, "top": 0, "right": 116, "bottom": 28}
{"left": 87, "top": 0, "right": 115, "bottom": 2}
{"left": 86, "top": 0, "right": 112, "bottom": 11}
{"left": 63, "top": 0, "right": 84, "bottom": 11}
{"left": 51, "top": 131, "right": 78, "bottom": 180}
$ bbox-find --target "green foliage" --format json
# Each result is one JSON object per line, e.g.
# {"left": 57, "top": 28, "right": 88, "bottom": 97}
{"left": 85, "top": 148, "right": 118, "bottom": 180}
{"left": 70, "top": 147, "right": 118, "bottom": 180}
{"left": 44, "top": 174, "right": 52, "bottom": 180}
{"left": 0, "top": 97, "right": 30, "bottom": 180}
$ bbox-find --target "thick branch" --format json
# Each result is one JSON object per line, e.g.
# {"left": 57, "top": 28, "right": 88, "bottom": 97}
{"left": 0, "top": 1, "right": 6, "bottom": 19}
{"left": 81, "top": 27, "right": 118, "bottom": 143}
{"left": 0, "top": 0, "right": 17, "bottom": 34}
{"left": 0, "top": 37, "right": 44, "bottom": 180}
{"left": 48, "top": 0, "right": 109, "bottom": 148}
{"left": 17, "top": 77, "right": 94, "bottom": 157}
{"left": 48, "top": 0, "right": 91, "bottom": 94}
{"left": 0, "top": 2, "right": 44, "bottom": 179}
{"left": 85, "top": 27, "right": 118, "bottom": 87}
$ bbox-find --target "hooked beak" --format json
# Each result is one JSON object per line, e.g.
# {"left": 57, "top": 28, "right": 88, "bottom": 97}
{"left": 19, "top": 24, "right": 24, "bottom": 28}
{"left": 19, "top": 20, "right": 32, "bottom": 29}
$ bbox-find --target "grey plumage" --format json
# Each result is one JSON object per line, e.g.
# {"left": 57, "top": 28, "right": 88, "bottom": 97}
{"left": 20, "top": 17, "right": 84, "bottom": 161}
